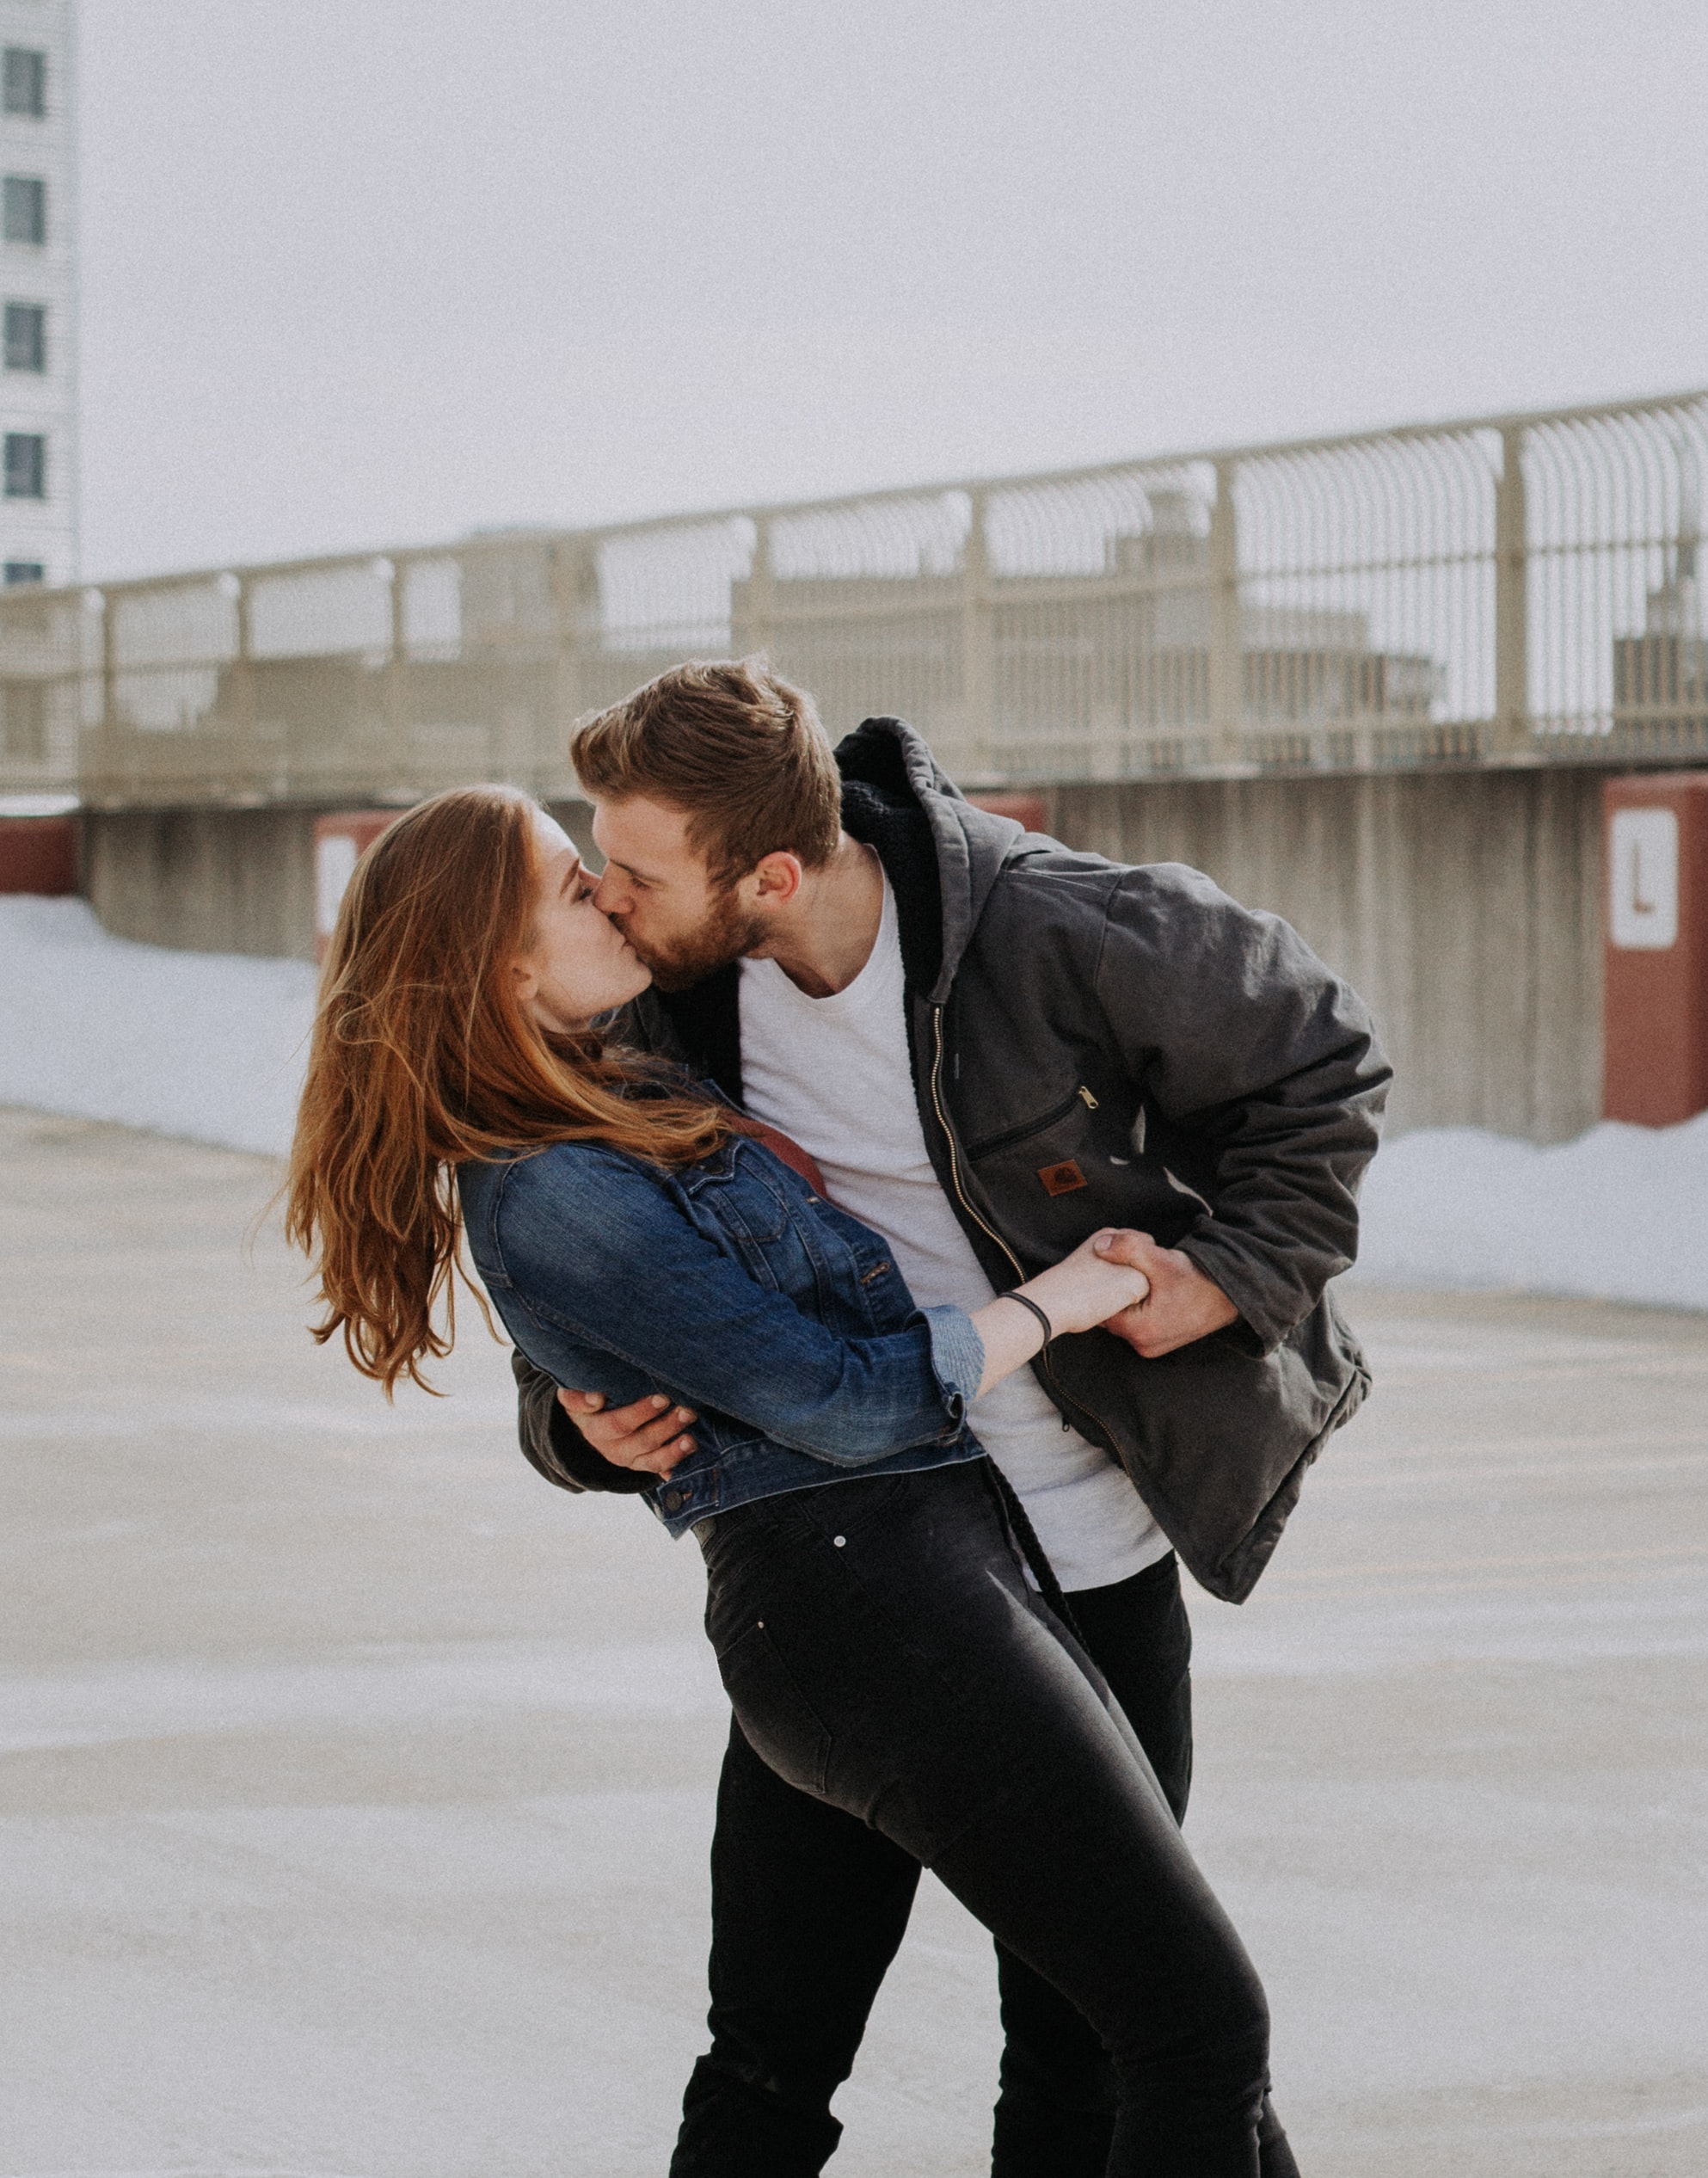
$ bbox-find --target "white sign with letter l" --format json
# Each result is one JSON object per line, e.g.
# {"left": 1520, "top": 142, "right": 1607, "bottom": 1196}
{"left": 1609, "top": 807, "right": 1679, "bottom": 951}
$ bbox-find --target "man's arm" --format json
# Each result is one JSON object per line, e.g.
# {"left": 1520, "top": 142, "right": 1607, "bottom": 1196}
{"left": 1094, "top": 864, "right": 1391, "bottom": 1353}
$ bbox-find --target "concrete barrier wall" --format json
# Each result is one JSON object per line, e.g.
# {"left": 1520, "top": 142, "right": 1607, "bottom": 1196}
{"left": 1053, "top": 766, "right": 1604, "bottom": 1142}
{"left": 83, "top": 801, "right": 599, "bottom": 965}
{"left": 81, "top": 771, "right": 1605, "bottom": 1142}
{"left": 85, "top": 806, "right": 323, "bottom": 961}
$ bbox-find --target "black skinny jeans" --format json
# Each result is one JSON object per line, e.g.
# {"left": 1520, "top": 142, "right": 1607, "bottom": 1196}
{"left": 686, "top": 1461, "right": 1275, "bottom": 2178}
{"left": 674, "top": 1555, "right": 1298, "bottom": 2177}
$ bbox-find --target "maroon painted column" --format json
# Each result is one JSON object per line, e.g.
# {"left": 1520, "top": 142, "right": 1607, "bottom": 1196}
{"left": 1601, "top": 772, "right": 1708, "bottom": 1127}
{"left": 0, "top": 811, "right": 78, "bottom": 895}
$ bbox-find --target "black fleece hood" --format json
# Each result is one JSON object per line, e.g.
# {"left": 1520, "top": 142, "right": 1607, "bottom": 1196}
{"left": 835, "top": 717, "right": 1029, "bottom": 1005}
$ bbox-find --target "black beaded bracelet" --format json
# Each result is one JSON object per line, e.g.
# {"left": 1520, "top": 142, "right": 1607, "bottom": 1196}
{"left": 995, "top": 1289, "right": 1055, "bottom": 1345}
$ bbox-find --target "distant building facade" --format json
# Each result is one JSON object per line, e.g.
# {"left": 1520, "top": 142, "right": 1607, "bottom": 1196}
{"left": 728, "top": 484, "right": 1441, "bottom": 776}
{"left": 0, "top": 0, "right": 74, "bottom": 588}
{"left": 1613, "top": 521, "right": 1705, "bottom": 735}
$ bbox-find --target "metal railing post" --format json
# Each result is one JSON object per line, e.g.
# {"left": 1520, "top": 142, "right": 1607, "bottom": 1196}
{"left": 962, "top": 490, "right": 993, "bottom": 776}
{"left": 1207, "top": 459, "right": 1243, "bottom": 764}
{"left": 549, "top": 539, "right": 597, "bottom": 795}
{"left": 96, "top": 584, "right": 118, "bottom": 790}
{"left": 1494, "top": 426, "right": 1529, "bottom": 754}
{"left": 230, "top": 573, "right": 261, "bottom": 794}
{"left": 384, "top": 557, "right": 409, "bottom": 788}
{"left": 745, "top": 518, "right": 775, "bottom": 662}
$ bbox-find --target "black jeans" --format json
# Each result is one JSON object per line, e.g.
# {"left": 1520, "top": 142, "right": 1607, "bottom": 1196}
{"left": 992, "top": 1568, "right": 1296, "bottom": 2178}
{"left": 677, "top": 1461, "right": 1278, "bottom": 2178}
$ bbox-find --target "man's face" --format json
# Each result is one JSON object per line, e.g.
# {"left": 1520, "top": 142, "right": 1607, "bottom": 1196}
{"left": 591, "top": 796, "right": 765, "bottom": 991}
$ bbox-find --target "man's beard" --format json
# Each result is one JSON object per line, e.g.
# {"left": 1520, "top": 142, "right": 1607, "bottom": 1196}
{"left": 630, "top": 886, "right": 769, "bottom": 993}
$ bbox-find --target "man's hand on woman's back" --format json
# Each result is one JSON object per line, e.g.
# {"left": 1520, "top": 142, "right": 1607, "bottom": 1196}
{"left": 557, "top": 1387, "right": 697, "bottom": 1478}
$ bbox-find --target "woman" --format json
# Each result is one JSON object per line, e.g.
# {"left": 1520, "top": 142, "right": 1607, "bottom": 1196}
{"left": 286, "top": 783, "right": 1279, "bottom": 2176}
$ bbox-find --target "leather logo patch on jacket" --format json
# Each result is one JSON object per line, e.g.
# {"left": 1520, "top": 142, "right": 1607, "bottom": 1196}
{"left": 1037, "top": 1160, "right": 1088, "bottom": 1197}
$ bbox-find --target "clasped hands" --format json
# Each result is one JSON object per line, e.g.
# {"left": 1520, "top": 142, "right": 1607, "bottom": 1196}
{"left": 556, "top": 1229, "right": 1237, "bottom": 1482}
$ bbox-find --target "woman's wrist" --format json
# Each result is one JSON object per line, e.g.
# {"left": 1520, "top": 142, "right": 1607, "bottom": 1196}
{"left": 1023, "top": 1253, "right": 1145, "bottom": 1339}
{"left": 968, "top": 1288, "right": 1054, "bottom": 1396}
{"left": 993, "top": 1288, "right": 1054, "bottom": 1346}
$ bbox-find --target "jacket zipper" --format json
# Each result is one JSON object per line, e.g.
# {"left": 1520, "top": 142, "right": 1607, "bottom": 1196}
{"left": 962, "top": 1081, "right": 1098, "bottom": 1160}
{"left": 930, "top": 1007, "right": 1025, "bottom": 1285}
{"left": 929, "top": 1007, "right": 1121, "bottom": 1449}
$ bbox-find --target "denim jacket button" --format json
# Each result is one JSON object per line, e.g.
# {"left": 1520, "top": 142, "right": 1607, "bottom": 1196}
{"left": 660, "top": 1487, "right": 685, "bottom": 1513}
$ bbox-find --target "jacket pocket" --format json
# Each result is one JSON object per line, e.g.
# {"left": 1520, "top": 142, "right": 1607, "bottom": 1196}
{"left": 963, "top": 1085, "right": 1091, "bottom": 1160}
{"left": 966, "top": 1089, "right": 1201, "bottom": 1263}
{"left": 716, "top": 1620, "right": 832, "bottom": 1798}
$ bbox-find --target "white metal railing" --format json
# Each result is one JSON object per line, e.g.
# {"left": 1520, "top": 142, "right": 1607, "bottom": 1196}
{"left": 4, "top": 390, "right": 1706, "bottom": 809}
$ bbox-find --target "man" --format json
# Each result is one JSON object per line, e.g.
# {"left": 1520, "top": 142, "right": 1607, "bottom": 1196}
{"left": 512, "top": 658, "right": 1389, "bottom": 2175}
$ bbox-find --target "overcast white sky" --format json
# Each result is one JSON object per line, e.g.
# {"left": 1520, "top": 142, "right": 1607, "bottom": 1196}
{"left": 77, "top": 0, "right": 1708, "bottom": 580}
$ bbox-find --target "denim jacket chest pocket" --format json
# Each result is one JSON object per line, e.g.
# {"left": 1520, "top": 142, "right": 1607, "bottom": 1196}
{"left": 672, "top": 1142, "right": 835, "bottom": 1314}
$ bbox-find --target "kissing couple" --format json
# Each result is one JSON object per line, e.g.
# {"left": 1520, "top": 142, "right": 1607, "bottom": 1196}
{"left": 288, "top": 656, "right": 1387, "bottom": 2175}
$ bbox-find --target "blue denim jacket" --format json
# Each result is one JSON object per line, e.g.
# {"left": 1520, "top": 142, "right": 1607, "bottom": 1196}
{"left": 458, "top": 1132, "right": 987, "bottom": 1538}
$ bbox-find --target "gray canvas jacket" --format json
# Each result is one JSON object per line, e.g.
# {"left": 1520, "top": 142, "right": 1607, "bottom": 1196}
{"left": 512, "top": 716, "right": 1392, "bottom": 1603}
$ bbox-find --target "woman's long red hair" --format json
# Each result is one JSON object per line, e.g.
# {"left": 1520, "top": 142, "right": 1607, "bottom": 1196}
{"left": 284, "top": 784, "right": 727, "bottom": 1394}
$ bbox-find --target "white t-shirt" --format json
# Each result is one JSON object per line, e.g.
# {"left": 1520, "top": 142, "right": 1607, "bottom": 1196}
{"left": 738, "top": 872, "right": 1167, "bottom": 1592}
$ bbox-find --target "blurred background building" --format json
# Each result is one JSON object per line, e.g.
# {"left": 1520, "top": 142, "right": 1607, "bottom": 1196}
{"left": 0, "top": 0, "right": 75, "bottom": 592}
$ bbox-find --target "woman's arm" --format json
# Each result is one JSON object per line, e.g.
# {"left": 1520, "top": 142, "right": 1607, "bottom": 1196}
{"left": 967, "top": 1233, "right": 1151, "bottom": 1397}
{"left": 489, "top": 1151, "right": 1150, "bottom": 1471}
{"left": 490, "top": 1146, "right": 980, "bottom": 1467}
{"left": 548, "top": 1228, "right": 1152, "bottom": 1480}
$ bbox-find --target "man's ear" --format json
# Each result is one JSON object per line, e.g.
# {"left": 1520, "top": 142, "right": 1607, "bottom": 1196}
{"left": 750, "top": 852, "right": 805, "bottom": 906}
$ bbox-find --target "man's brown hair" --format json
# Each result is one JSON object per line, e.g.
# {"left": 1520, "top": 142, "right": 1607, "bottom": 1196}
{"left": 570, "top": 657, "right": 842, "bottom": 888}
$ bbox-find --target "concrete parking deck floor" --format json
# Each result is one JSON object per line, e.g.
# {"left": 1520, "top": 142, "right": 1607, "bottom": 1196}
{"left": 3, "top": 1104, "right": 1705, "bottom": 2178}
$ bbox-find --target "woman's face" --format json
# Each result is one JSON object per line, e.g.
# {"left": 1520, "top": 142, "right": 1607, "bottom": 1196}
{"left": 513, "top": 811, "right": 653, "bottom": 1031}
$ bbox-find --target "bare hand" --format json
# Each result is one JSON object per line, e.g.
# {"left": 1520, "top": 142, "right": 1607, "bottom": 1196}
{"left": 1091, "top": 1231, "right": 1238, "bottom": 1358}
{"left": 556, "top": 1386, "right": 697, "bottom": 1479}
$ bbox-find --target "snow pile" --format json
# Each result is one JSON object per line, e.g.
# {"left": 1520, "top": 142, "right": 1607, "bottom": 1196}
{"left": 0, "top": 895, "right": 316, "bottom": 1156}
{"left": 1349, "top": 1114, "right": 1708, "bottom": 1312}
{"left": 2, "top": 895, "right": 1704, "bottom": 1309}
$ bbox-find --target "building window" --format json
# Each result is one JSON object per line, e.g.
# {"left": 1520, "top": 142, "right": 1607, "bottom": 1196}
{"left": 3, "top": 175, "right": 46, "bottom": 244}
{"left": 3, "top": 431, "right": 45, "bottom": 497}
{"left": 2, "top": 48, "right": 46, "bottom": 117}
{"left": 3, "top": 559, "right": 44, "bottom": 585}
{"left": 3, "top": 301, "right": 44, "bottom": 371}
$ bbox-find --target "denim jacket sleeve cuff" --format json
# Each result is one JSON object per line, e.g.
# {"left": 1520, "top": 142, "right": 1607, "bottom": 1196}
{"left": 920, "top": 1304, "right": 985, "bottom": 1418}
